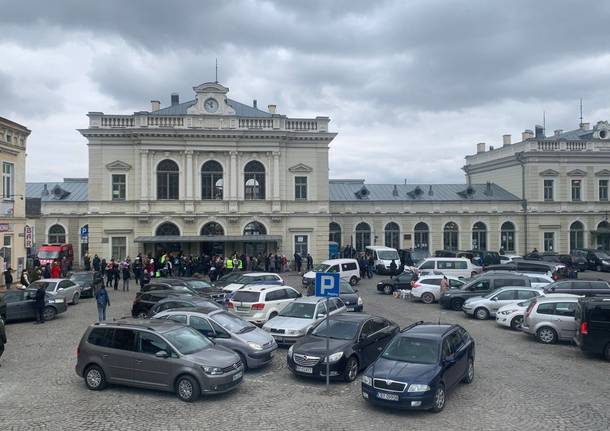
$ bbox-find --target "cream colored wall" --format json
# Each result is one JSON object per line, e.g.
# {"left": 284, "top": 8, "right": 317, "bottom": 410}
{"left": 470, "top": 164, "right": 522, "bottom": 197}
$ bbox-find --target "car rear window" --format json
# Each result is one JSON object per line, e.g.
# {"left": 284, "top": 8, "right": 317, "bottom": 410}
{"left": 232, "top": 291, "right": 260, "bottom": 303}
{"left": 422, "top": 278, "right": 442, "bottom": 286}
{"left": 590, "top": 306, "right": 610, "bottom": 322}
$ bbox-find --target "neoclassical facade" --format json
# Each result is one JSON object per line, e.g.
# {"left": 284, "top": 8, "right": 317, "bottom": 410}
{"left": 25, "top": 82, "right": 610, "bottom": 263}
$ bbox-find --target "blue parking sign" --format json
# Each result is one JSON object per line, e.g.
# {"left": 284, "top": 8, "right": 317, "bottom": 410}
{"left": 315, "top": 272, "right": 340, "bottom": 297}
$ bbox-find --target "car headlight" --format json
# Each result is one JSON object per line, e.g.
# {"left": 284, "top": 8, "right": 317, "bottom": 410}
{"left": 323, "top": 352, "right": 343, "bottom": 363}
{"left": 603, "top": 261, "right": 610, "bottom": 265}
{"left": 202, "top": 366, "right": 223, "bottom": 375}
{"left": 362, "top": 375, "right": 373, "bottom": 386}
{"left": 54, "top": 299, "right": 64, "bottom": 304}
{"left": 500, "top": 309, "right": 517, "bottom": 315}
{"left": 407, "top": 384, "right": 431, "bottom": 392}
{"left": 247, "top": 342, "right": 263, "bottom": 351}
{"left": 288, "top": 345, "right": 294, "bottom": 358}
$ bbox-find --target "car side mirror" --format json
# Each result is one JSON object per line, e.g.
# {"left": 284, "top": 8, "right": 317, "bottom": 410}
{"left": 491, "top": 297, "right": 497, "bottom": 301}
{"left": 155, "top": 350, "right": 169, "bottom": 359}
{"left": 317, "top": 313, "right": 327, "bottom": 319}
{"left": 444, "top": 355, "right": 456, "bottom": 366}
{"left": 297, "top": 293, "right": 302, "bottom": 298}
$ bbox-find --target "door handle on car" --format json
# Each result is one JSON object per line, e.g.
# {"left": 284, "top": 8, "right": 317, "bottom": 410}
{"left": 377, "top": 346, "right": 383, "bottom": 351}
{"left": 136, "top": 360, "right": 143, "bottom": 364}
{"left": 102, "top": 354, "right": 109, "bottom": 359}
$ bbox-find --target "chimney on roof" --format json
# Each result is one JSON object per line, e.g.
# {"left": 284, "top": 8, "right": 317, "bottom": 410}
{"left": 476, "top": 142, "right": 486, "bottom": 153}
{"left": 535, "top": 124, "right": 545, "bottom": 138}
{"left": 150, "top": 100, "right": 160, "bottom": 111}
{"left": 253, "top": 99, "right": 257, "bottom": 109}
{"left": 485, "top": 181, "right": 493, "bottom": 195}
{"left": 489, "top": 145, "right": 495, "bottom": 151}
{"left": 171, "top": 93, "right": 179, "bottom": 106}
{"left": 522, "top": 129, "right": 534, "bottom": 141}
{"left": 41, "top": 184, "right": 49, "bottom": 197}
{"left": 392, "top": 185, "right": 398, "bottom": 197}
{"left": 502, "top": 134, "right": 511, "bottom": 146}
{"left": 580, "top": 122, "right": 590, "bottom": 130}
{"left": 554, "top": 129, "right": 563, "bottom": 137}
{"left": 268, "top": 104, "right": 277, "bottom": 114}
{"left": 428, "top": 185, "right": 433, "bottom": 196}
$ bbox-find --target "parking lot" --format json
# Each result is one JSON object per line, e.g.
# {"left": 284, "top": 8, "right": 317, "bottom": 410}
{"left": 1, "top": 272, "right": 610, "bottom": 431}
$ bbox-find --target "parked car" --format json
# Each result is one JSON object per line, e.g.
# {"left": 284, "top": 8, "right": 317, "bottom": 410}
{"left": 131, "top": 290, "right": 196, "bottom": 318}
{"left": 222, "top": 273, "right": 284, "bottom": 294}
{"left": 376, "top": 272, "right": 416, "bottom": 295}
{"left": 0, "top": 293, "right": 6, "bottom": 320}
{"left": 262, "top": 296, "right": 346, "bottom": 345}
{"left": 141, "top": 279, "right": 191, "bottom": 293}
{"left": 361, "top": 322, "right": 475, "bottom": 412}
{"left": 542, "top": 279, "right": 610, "bottom": 296}
{"left": 287, "top": 313, "right": 399, "bottom": 382}
{"left": 574, "top": 297, "right": 610, "bottom": 361}
{"left": 521, "top": 273, "right": 554, "bottom": 288}
{"left": 457, "top": 250, "right": 501, "bottom": 266}
{"left": 1, "top": 288, "right": 67, "bottom": 322}
{"left": 70, "top": 271, "right": 103, "bottom": 298}
{"left": 211, "top": 271, "right": 248, "bottom": 289}
{"left": 28, "top": 279, "right": 82, "bottom": 305}
{"left": 302, "top": 258, "right": 360, "bottom": 287}
{"left": 409, "top": 275, "right": 465, "bottom": 304}
{"left": 36, "top": 243, "right": 74, "bottom": 268}
{"left": 499, "top": 255, "right": 522, "bottom": 264}
{"left": 398, "top": 248, "right": 430, "bottom": 267}
{"left": 153, "top": 307, "right": 277, "bottom": 369}
{"left": 365, "top": 246, "right": 400, "bottom": 274}
{"left": 522, "top": 296, "right": 580, "bottom": 344}
{"left": 439, "top": 273, "right": 532, "bottom": 311}
{"left": 462, "top": 287, "right": 542, "bottom": 320}
{"left": 148, "top": 296, "right": 220, "bottom": 318}
{"left": 228, "top": 284, "right": 301, "bottom": 325}
{"left": 569, "top": 249, "right": 590, "bottom": 272}
{"left": 338, "top": 281, "right": 364, "bottom": 311}
{"left": 576, "top": 248, "right": 610, "bottom": 272}
{"left": 179, "top": 278, "right": 225, "bottom": 304}
{"left": 417, "top": 258, "right": 481, "bottom": 279}
{"left": 75, "top": 319, "right": 244, "bottom": 402}
{"left": 483, "top": 259, "right": 563, "bottom": 279}
{"left": 434, "top": 250, "right": 457, "bottom": 257}
{"left": 495, "top": 299, "right": 533, "bottom": 330}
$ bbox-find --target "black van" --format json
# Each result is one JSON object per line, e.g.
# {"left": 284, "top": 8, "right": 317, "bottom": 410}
{"left": 574, "top": 297, "right": 610, "bottom": 361}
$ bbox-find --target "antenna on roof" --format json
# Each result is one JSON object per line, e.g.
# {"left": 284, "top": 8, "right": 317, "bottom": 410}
{"left": 579, "top": 98, "right": 583, "bottom": 126}
{"left": 215, "top": 58, "right": 219, "bottom": 83}
{"left": 542, "top": 111, "right": 546, "bottom": 135}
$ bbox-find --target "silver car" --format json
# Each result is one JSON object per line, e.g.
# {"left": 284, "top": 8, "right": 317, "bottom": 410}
{"left": 262, "top": 296, "right": 346, "bottom": 345}
{"left": 29, "top": 278, "right": 82, "bottom": 305}
{"left": 521, "top": 296, "right": 580, "bottom": 344}
{"left": 462, "top": 287, "right": 542, "bottom": 320}
{"left": 153, "top": 307, "right": 277, "bottom": 369}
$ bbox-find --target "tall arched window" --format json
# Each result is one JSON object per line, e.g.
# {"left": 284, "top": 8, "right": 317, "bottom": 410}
{"left": 201, "top": 161, "right": 223, "bottom": 200}
{"left": 414, "top": 222, "right": 429, "bottom": 251}
{"left": 156, "top": 222, "right": 180, "bottom": 236}
{"left": 384, "top": 222, "right": 400, "bottom": 249}
{"left": 244, "top": 161, "right": 265, "bottom": 200}
{"left": 500, "top": 221, "right": 516, "bottom": 253}
{"left": 157, "top": 159, "right": 179, "bottom": 200}
{"left": 48, "top": 224, "right": 66, "bottom": 243}
{"left": 472, "top": 222, "right": 487, "bottom": 250}
{"left": 597, "top": 221, "right": 610, "bottom": 252}
{"left": 329, "top": 222, "right": 342, "bottom": 247}
{"left": 243, "top": 221, "right": 267, "bottom": 236}
{"left": 443, "top": 222, "right": 459, "bottom": 251}
{"left": 355, "top": 222, "right": 371, "bottom": 252}
{"left": 569, "top": 221, "right": 584, "bottom": 251}
{"left": 201, "top": 222, "right": 224, "bottom": 236}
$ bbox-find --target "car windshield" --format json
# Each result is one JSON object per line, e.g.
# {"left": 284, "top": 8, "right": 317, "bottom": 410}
{"left": 211, "top": 312, "right": 254, "bottom": 333}
{"left": 163, "top": 327, "right": 213, "bottom": 355}
{"left": 595, "top": 252, "right": 610, "bottom": 259}
{"left": 339, "top": 282, "right": 354, "bottom": 294}
{"left": 235, "top": 275, "right": 258, "bottom": 284}
{"left": 29, "top": 281, "right": 56, "bottom": 291}
{"left": 186, "top": 280, "right": 213, "bottom": 291}
{"left": 70, "top": 274, "right": 91, "bottom": 282}
{"left": 381, "top": 337, "right": 439, "bottom": 364}
{"left": 312, "top": 319, "right": 359, "bottom": 340}
{"left": 37, "top": 251, "right": 59, "bottom": 259}
{"left": 378, "top": 250, "right": 399, "bottom": 260}
{"left": 280, "top": 302, "right": 317, "bottom": 319}
{"left": 313, "top": 264, "right": 331, "bottom": 272}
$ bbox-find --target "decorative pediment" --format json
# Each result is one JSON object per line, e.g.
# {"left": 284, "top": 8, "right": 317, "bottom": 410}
{"left": 106, "top": 160, "right": 132, "bottom": 171}
{"left": 595, "top": 169, "right": 610, "bottom": 177}
{"left": 288, "top": 163, "right": 313, "bottom": 173}
{"left": 539, "top": 169, "right": 559, "bottom": 177}
{"left": 566, "top": 169, "right": 587, "bottom": 177}
{"left": 192, "top": 82, "right": 229, "bottom": 94}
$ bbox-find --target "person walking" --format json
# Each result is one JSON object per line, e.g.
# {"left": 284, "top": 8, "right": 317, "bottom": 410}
{"left": 306, "top": 253, "right": 313, "bottom": 271}
{"left": 367, "top": 255, "right": 375, "bottom": 279}
{"left": 95, "top": 285, "right": 110, "bottom": 322}
{"left": 294, "top": 252, "right": 302, "bottom": 273}
{"left": 50, "top": 261, "right": 61, "bottom": 278}
{"left": 113, "top": 262, "right": 120, "bottom": 291}
{"left": 3, "top": 267, "right": 13, "bottom": 290}
{"left": 440, "top": 276, "right": 450, "bottom": 294}
{"left": 389, "top": 259, "right": 398, "bottom": 278}
{"left": 20, "top": 270, "right": 30, "bottom": 288}
{"left": 34, "top": 282, "right": 47, "bottom": 324}
{"left": 92, "top": 254, "right": 101, "bottom": 272}
{"left": 121, "top": 262, "right": 130, "bottom": 292}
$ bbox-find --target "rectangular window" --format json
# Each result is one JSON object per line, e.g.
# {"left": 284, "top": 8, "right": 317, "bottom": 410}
{"left": 111, "top": 174, "right": 126, "bottom": 200}
{"left": 2, "top": 235, "right": 11, "bottom": 268}
{"left": 599, "top": 179, "right": 609, "bottom": 201}
{"left": 543, "top": 232, "right": 554, "bottom": 252}
{"left": 2, "top": 162, "right": 14, "bottom": 200}
{"left": 294, "top": 235, "right": 308, "bottom": 257}
{"left": 543, "top": 179, "right": 554, "bottom": 201}
{"left": 295, "top": 176, "right": 308, "bottom": 200}
{"left": 571, "top": 179, "right": 581, "bottom": 201}
{"left": 111, "top": 236, "right": 127, "bottom": 260}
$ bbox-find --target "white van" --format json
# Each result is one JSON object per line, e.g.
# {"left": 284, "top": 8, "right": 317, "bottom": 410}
{"left": 417, "top": 257, "right": 481, "bottom": 279}
{"left": 302, "top": 258, "right": 361, "bottom": 287}
{"left": 365, "top": 246, "right": 400, "bottom": 274}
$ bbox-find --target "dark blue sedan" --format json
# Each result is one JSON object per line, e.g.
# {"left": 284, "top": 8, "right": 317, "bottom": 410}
{"left": 361, "top": 322, "right": 475, "bottom": 412}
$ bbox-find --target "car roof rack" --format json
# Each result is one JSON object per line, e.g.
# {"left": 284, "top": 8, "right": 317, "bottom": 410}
{"left": 400, "top": 320, "right": 425, "bottom": 332}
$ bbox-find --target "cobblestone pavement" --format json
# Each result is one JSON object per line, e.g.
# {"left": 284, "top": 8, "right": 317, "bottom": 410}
{"left": 1, "top": 272, "right": 610, "bottom": 431}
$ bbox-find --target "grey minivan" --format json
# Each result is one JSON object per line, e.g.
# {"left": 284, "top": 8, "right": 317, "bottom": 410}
{"left": 153, "top": 307, "right": 277, "bottom": 369}
{"left": 76, "top": 319, "right": 244, "bottom": 402}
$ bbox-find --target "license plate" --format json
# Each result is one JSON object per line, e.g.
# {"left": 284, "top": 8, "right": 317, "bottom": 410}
{"left": 237, "top": 306, "right": 250, "bottom": 312}
{"left": 376, "top": 392, "right": 399, "bottom": 401}
{"left": 232, "top": 371, "right": 243, "bottom": 381}
{"left": 295, "top": 366, "right": 313, "bottom": 374}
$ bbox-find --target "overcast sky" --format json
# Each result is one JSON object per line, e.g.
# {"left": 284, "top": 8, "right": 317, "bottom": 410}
{"left": 2, "top": 0, "right": 610, "bottom": 184}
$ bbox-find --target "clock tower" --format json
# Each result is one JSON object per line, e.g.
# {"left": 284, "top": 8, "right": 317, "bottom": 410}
{"left": 187, "top": 82, "right": 236, "bottom": 116}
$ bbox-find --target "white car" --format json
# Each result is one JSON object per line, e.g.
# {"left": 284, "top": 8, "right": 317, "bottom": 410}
{"left": 520, "top": 273, "right": 554, "bottom": 288}
{"left": 228, "top": 284, "right": 300, "bottom": 325}
{"left": 222, "top": 272, "right": 284, "bottom": 294}
{"left": 496, "top": 293, "right": 582, "bottom": 330}
{"left": 28, "top": 278, "right": 82, "bottom": 305}
{"left": 410, "top": 275, "right": 465, "bottom": 304}
{"left": 499, "top": 255, "right": 522, "bottom": 264}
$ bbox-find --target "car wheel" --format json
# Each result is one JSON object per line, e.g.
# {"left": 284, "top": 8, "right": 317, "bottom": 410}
{"left": 344, "top": 356, "right": 359, "bottom": 382}
{"left": 349, "top": 276, "right": 358, "bottom": 286}
{"left": 84, "top": 365, "right": 107, "bottom": 390}
{"left": 510, "top": 315, "right": 524, "bottom": 330}
{"left": 604, "top": 343, "right": 610, "bottom": 361}
{"left": 474, "top": 307, "right": 489, "bottom": 320}
{"left": 269, "top": 312, "right": 278, "bottom": 320}
{"left": 462, "top": 357, "right": 474, "bottom": 384}
{"left": 72, "top": 293, "right": 80, "bottom": 305}
{"left": 137, "top": 311, "right": 148, "bottom": 319}
{"left": 430, "top": 384, "right": 446, "bottom": 413}
{"left": 175, "top": 375, "right": 200, "bottom": 402}
{"left": 422, "top": 293, "right": 435, "bottom": 304}
{"left": 237, "top": 352, "right": 249, "bottom": 371}
{"left": 451, "top": 298, "right": 464, "bottom": 311}
{"left": 43, "top": 306, "right": 56, "bottom": 321}
{"left": 383, "top": 285, "right": 393, "bottom": 295}
{"left": 536, "top": 326, "right": 557, "bottom": 344}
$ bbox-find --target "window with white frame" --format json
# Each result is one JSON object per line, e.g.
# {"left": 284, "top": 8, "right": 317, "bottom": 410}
{"left": 599, "top": 179, "right": 608, "bottom": 201}
{"left": 2, "top": 162, "right": 14, "bottom": 200}
{"left": 112, "top": 174, "right": 126, "bottom": 200}
{"left": 543, "top": 179, "right": 554, "bottom": 201}
{"left": 571, "top": 179, "right": 581, "bottom": 201}
{"left": 2, "top": 235, "right": 11, "bottom": 267}
{"left": 295, "top": 176, "right": 308, "bottom": 200}
{"left": 543, "top": 232, "right": 554, "bottom": 252}
{"left": 294, "top": 235, "right": 308, "bottom": 257}
{"left": 111, "top": 237, "right": 127, "bottom": 260}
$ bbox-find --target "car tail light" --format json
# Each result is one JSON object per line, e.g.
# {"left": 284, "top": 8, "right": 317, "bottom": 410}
{"left": 580, "top": 322, "right": 588, "bottom": 335}
{"left": 552, "top": 272, "right": 559, "bottom": 281}
{"left": 227, "top": 301, "right": 234, "bottom": 309}
{"left": 251, "top": 303, "right": 265, "bottom": 311}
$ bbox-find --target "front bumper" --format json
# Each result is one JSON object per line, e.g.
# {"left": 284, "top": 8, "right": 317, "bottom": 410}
{"left": 200, "top": 367, "right": 244, "bottom": 394}
{"left": 361, "top": 383, "right": 435, "bottom": 410}
{"left": 287, "top": 354, "right": 346, "bottom": 379}
{"left": 461, "top": 305, "right": 475, "bottom": 316}
{"left": 346, "top": 304, "right": 364, "bottom": 312}
{"left": 246, "top": 346, "right": 277, "bottom": 368}
{"left": 495, "top": 314, "right": 513, "bottom": 328}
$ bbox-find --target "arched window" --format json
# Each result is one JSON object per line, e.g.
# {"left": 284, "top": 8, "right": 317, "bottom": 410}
{"left": 414, "top": 222, "right": 429, "bottom": 251}
{"left": 48, "top": 224, "right": 66, "bottom": 243}
{"left": 201, "top": 222, "right": 224, "bottom": 236}
{"left": 384, "top": 222, "right": 400, "bottom": 249}
{"left": 500, "top": 221, "right": 516, "bottom": 253}
{"left": 472, "top": 222, "right": 487, "bottom": 250}
{"left": 243, "top": 221, "right": 267, "bottom": 236}
{"left": 443, "top": 222, "right": 459, "bottom": 251}
{"left": 156, "top": 222, "right": 180, "bottom": 236}
{"left": 157, "top": 159, "right": 179, "bottom": 200}
{"left": 201, "top": 161, "right": 223, "bottom": 200}
{"left": 570, "top": 221, "right": 584, "bottom": 251}
{"left": 597, "top": 221, "right": 610, "bottom": 252}
{"left": 355, "top": 222, "right": 371, "bottom": 252}
{"left": 329, "top": 222, "right": 342, "bottom": 247}
{"left": 244, "top": 161, "right": 265, "bottom": 200}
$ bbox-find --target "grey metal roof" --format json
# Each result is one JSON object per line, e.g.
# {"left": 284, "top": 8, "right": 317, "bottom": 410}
{"left": 26, "top": 180, "right": 88, "bottom": 202}
{"left": 329, "top": 180, "right": 520, "bottom": 201}
{"left": 542, "top": 128, "right": 594, "bottom": 141}
{"left": 151, "top": 98, "right": 272, "bottom": 118}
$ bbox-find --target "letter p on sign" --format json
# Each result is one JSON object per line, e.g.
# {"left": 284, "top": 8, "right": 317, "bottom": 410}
{"left": 315, "top": 272, "right": 340, "bottom": 297}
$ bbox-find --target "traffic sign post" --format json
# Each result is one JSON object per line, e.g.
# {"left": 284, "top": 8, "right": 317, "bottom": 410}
{"left": 315, "top": 272, "right": 340, "bottom": 391}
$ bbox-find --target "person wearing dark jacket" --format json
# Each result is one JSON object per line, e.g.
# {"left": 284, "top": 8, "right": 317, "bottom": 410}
{"left": 95, "top": 285, "right": 110, "bottom": 321}
{"left": 3, "top": 267, "right": 13, "bottom": 290}
{"left": 34, "top": 283, "right": 47, "bottom": 324}
{"left": 92, "top": 255, "right": 101, "bottom": 272}
{"left": 294, "top": 253, "right": 302, "bottom": 273}
{"left": 20, "top": 270, "right": 30, "bottom": 288}
{"left": 306, "top": 253, "right": 313, "bottom": 271}
{"left": 121, "top": 264, "right": 130, "bottom": 291}
{"left": 389, "top": 260, "right": 398, "bottom": 277}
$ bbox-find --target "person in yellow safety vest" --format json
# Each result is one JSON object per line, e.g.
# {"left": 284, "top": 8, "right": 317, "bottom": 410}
{"left": 226, "top": 258, "right": 233, "bottom": 270}
{"left": 238, "top": 259, "right": 243, "bottom": 270}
